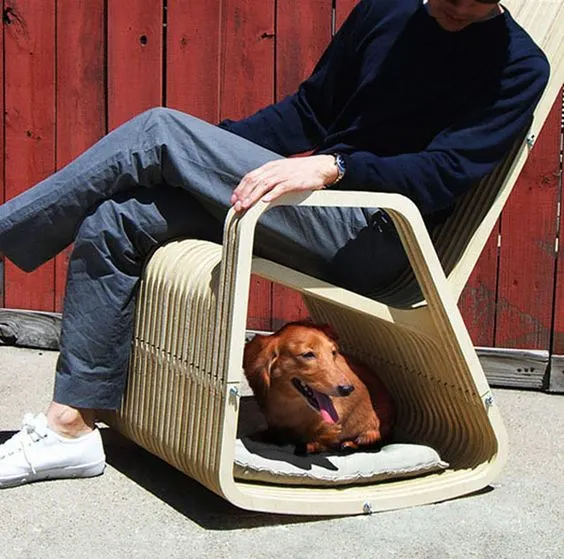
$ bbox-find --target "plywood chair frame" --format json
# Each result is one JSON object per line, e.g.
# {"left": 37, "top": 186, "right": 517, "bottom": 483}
{"left": 102, "top": 0, "right": 564, "bottom": 516}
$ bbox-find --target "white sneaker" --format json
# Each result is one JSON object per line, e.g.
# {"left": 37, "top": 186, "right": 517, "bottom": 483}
{"left": 0, "top": 413, "right": 106, "bottom": 488}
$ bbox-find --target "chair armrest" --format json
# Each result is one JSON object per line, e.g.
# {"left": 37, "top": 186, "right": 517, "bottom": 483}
{"left": 222, "top": 190, "right": 449, "bottom": 303}
{"left": 215, "top": 190, "right": 461, "bottom": 384}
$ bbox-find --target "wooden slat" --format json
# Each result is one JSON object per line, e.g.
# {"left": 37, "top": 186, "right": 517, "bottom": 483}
{"left": 548, "top": 355, "right": 564, "bottom": 393}
{"left": 0, "top": 309, "right": 61, "bottom": 349}
{"left": 495, "top": 96, "right": 561, "bottom": 349}
{"left": 54, "top": 0, "right": 106, "bottom": 311}
{"left": 0, "top": 3, "right": 4, "bottom": 306}
{"left": 275, "top": 0, "right": 332, "bottom": 100}
{"left": 335, "top": 0, "right": 359, "bottom": 29}
{"left": 220, "top": 0, "right": 275, "bottom": 331}
{"left": 550, "top": 89, "right": 564, "bottom": 355}
{"left": 459, "top": 229, "right": 499, "bottom": 347}
{"left": 547, "top": 89, "right": 564, "bottom": 393}
{"left": 219, "top": 0, "right": 275, "bottom": 120}
{"left": 3, "top": 0, "right": 56, "bottom": 311}
{"left": 271, "top": 0, "right": 333, "bottom": 328}
{"left": 477, "top": 347, "right": 548, "bottom": 390}
{"left": 108, "top": 0, "right": 163, "bottom": 129}
{"left": 166, "top": 0, "right": 221, "bottom": 121}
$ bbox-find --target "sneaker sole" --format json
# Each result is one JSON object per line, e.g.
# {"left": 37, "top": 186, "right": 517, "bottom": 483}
{"left": 0, "top": 459, "right": 106, "bottom": 488}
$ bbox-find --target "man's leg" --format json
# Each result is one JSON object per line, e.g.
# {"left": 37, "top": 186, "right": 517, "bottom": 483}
{"left": 0, "top": 109, "right": 412, "bottom": 488}
{"left": 54, "top": 187, "right": 222, "bottom": 412}
{"left": 0, "top": 105, "right": 410, "bottom": 288}
{"left": 0, "top": 186, "right": 223, "bottom": 488}
{"left": 0, "top": 107, "right": 283, "bottom": 272}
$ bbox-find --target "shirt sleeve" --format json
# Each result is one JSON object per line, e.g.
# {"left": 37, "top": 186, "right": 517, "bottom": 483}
{"left": 335, "top": 53, "right": 551, "bottom": 215}
{"left": 218, "top": 0, "right": 373, "bottom": 155}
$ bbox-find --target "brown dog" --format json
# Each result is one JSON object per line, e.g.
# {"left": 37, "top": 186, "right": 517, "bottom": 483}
{"left": 243, "top": 322, "right": 395, "bottom": 453}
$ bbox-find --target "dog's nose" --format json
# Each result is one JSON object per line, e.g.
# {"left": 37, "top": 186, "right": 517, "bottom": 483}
{"left": 337, "top": 384, "right": 355, "bottom": 396}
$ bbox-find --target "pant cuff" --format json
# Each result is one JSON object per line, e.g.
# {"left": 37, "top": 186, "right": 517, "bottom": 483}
{"left": 53, "top": 369, "right": 125, "bottom": 410}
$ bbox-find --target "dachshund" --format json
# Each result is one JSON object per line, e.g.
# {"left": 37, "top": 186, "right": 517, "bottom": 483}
{"left": 242, "top": 322, "right": 395, "bottom": 453}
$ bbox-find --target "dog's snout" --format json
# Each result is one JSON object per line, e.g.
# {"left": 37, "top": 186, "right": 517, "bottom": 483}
{"left": 337, "top": 384, "right": 355, "bottom": 397}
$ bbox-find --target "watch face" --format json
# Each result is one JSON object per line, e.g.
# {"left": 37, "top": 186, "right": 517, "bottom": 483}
{"left": 336, "top": 154, "right": 346, "bottom": 174}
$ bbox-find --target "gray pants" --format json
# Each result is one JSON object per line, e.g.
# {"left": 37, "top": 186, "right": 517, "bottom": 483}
{"left": 0, "top": 108, "right": 409, "bottom": 409}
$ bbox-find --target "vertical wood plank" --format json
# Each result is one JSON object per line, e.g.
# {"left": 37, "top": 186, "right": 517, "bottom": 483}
{"left": 271, "top": 0, "right": 333, "bottom": 328}
{"left": 54, "top": 0, "right": 106, "bottom": 311}
{"left": 549, "top": 89, "right": 564, "bottom": 355}
{"left": 0, "top": 0, "right": 5, "bottom": 306}
{"left": 219, "top": 0, "right": 275, "bottom": 121}
{"left": 220, "top": 0, "right": 275, "bottom": 331}
{"left": 459, "top": 230, "right": 499, "bottom": 347}
{"left": 335, "top": 0, "right": 359, "bottom": 28}
{"left": 495, "top": 96, "right": 561, "bottom": 350}
{"left": 276, "top": 0, "right": 333, "bottom": 100}
{"left": 166, "top": 0, "right": 221, "bottom": 121}
{"left": 3, "top": 0, "right": 56, "bottom": 311}
{"left": 107, "top": 0, "right": 163, "bottom": 129}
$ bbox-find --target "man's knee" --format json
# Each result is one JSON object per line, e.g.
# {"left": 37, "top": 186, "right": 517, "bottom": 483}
{"left": 75, "top": 188, "right": 202, "bottom": 262}
{"left": 138, "top": 106, "right": 201, "bottom": 139}
{"left": 75, "top": 194, "right": 154, "bottom": 258}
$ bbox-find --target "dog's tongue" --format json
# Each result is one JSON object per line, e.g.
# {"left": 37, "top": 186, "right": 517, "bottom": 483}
{"left": 315, "top": 392, "right": 339, "bottom": 424}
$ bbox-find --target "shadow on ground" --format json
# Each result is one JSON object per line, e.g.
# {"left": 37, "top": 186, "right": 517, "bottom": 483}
{"left": 99, "top": 428, "right": 333, "bottom": 530}
{"left": 0, "top": 427, "right": 493, "bottom": 531}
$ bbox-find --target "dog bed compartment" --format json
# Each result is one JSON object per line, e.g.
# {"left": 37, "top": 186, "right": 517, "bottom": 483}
{"left": 233, "top": 395, "right": 448, "bottom": 487}
{"left": 234, "top": 438, "right": 448, "bottom": 487}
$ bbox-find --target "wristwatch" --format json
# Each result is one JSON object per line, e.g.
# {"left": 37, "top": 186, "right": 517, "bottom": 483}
{"left": 327, "top": 153, "right": 346, "bottom": 187}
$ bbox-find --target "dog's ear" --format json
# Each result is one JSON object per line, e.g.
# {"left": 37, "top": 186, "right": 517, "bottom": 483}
{"left": 243, "top": 334, "right": 279, "bottom": 403}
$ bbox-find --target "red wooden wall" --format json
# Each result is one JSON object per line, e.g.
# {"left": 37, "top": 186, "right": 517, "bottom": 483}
{"left": 1, "top": 0, "right": 563, "bottom": 355}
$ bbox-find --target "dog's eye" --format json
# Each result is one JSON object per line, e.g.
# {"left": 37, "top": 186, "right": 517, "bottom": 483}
{"left": 301, "top": 351, "right": 316, "bottom": 359}
{"left": 332, "top": 349, "right": 337, "bottom": 357}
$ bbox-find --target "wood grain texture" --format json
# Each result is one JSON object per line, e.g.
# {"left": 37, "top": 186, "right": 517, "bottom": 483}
{"left": 0, "top": 309, "right": 61, "bottom": 349}
{"left": 549, "top": 89, "right": 564, "bottom": 356}
{"left": 495, "top": 96, "right": 561, "bottom": 350}
{"left": 0, "top": 3, "right": 4, "bottom": 306}
{"left": 3, "top": 0, "right": 56, "bottom": 311}
{"left": 476, "top": 347, "right": 548, "bottom": 390}
{"left": 275, "top": 0, "right": 332, "bottom": 100}
{"left": 335, "top": 0, "right": 359, "bottom": 29}
{"left": 219, "top": 0, "right": 275, "bottom": 121}
{"left": 271, "top": 0, "right": 333, "bottom": 327}
{"left": 108, "top": 0, "right": 163, "bottom": 129}
{"left": 220, "top": 0, "right": 275, "bottom": 331}
{"left": 54, "top": 0, "right": 106, "bottom": 311}
{"left": 459, "top": 229, "right": 499, "bottom": 347}
{"left": 547, "top": 355, "right": 564, "bottom": 393}
{"left": 166, "top": 0, "right": 221, "bottom": 121}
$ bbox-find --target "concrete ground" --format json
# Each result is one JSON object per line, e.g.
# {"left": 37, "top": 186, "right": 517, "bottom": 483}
{"left": 0, "top": 346, "right": 562, "bottom": 559}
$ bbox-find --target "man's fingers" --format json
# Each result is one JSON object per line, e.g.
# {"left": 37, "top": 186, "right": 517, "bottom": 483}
{"left": 233, "top": 169, "right": 270, "bottom": 200}
{"left": 233, "top": 175, "right": 282, "bottom": 212}
{"left": 261, "top": 181, "right": 292, "bottom": 203}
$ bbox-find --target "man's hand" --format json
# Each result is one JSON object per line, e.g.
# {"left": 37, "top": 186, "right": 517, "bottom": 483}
{"left": 230, "top": 155, "right": 338, "bottom": 213}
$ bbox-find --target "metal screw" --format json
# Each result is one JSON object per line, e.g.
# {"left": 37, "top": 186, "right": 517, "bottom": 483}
{"left": 526, "top": 134, "right": 536, "bottom": 148}
{"left": 484, "top": 395, "right": 494, "bottom": 408}
{"left": 363, "top": 502, "right": 373, "bottom": 515}
{"left": 229, "top": 386, "right": 240, "bottom": 398}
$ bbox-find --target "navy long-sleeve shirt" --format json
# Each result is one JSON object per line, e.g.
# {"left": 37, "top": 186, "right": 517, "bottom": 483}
{"left": 219, "top": 0, "right": 549, "bottom": 217}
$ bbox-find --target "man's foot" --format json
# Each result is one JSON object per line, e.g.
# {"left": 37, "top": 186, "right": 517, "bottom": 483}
{"left": 0, "top": 413, "right": 106, "bottom": 488}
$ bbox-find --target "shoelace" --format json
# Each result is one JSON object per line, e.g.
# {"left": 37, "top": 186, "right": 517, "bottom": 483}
{"left": 0, "top": 414, "right": 48, "bottom": 474}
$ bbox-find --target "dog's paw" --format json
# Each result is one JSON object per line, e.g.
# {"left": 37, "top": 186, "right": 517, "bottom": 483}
{"left": 338, "top": 440, "right": 360, "bottom": 453}
{"left": 354, "top": 429, "right": 382, "bottom": 448}
{"left": 302, "top": 441, "right": 328, "bottom": 454}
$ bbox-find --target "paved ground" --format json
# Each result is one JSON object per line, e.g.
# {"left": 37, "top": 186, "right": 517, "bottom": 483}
{"left": 0, "top": 345, "right": 562, "bottom": 559}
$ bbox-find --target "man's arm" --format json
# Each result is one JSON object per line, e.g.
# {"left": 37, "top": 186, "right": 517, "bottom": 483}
{"left": 330, "top": 54, "right": 551, "bottom": 216}
{"left": 232, "top": 51, "right": 549, "bottom": 214}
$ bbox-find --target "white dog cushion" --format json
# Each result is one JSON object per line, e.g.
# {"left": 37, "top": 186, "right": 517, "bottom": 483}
{"left": 234, "top": 393, "right": 448, "bottom": 487}
{"left": 233, "top": 437, "right": 449, "bottom": 487}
